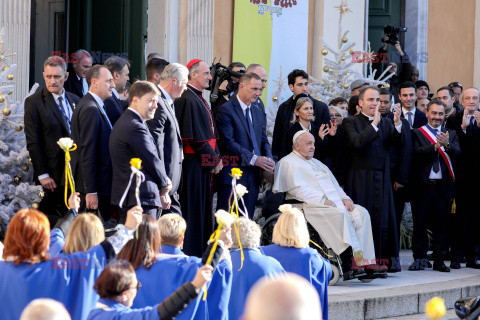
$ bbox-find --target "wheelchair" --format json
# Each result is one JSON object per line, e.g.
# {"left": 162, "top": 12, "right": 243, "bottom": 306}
{"left": 260, "top": 197, "right": 377, "bottom": 285}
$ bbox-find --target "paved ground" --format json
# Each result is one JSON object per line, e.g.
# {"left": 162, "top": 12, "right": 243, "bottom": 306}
{"left": 329, "top": 250, "right": 480, "bottom": 295}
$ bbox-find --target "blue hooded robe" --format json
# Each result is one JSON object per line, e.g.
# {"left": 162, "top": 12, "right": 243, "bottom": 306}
{"left": 261, "top": 244, "right": 332, "bottom": 320}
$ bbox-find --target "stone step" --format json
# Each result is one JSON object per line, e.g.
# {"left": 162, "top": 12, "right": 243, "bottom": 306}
{"left": 328, "top": 275, "right": 480, "bottom": 320}
{"left": 382, "top": 308, "right": 457, "bottom": 320}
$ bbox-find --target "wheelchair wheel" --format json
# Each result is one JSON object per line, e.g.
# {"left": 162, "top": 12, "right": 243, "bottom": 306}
{"left": 329, "top": 263, "right": 340, "bottom": 286}
{"left": 261, "top": 213, "right": 281, "bottom": 246}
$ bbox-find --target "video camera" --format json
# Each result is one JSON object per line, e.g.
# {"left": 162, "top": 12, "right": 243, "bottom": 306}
{"left": 209, "top": 60, "right": 245, "bottom": 104}
{"left": 383, "top": 25, "right": 407, "bottom": 45}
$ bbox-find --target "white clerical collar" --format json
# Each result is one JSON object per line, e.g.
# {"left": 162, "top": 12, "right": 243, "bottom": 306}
{"left": 76, "top": 74, "right": 82, "bottom": 81}
{"left": 88, "top": 91, "right": 104, "bottom": 108}
{"left": 361, "top": 112, "right": 374, "bottom": 121}
{"left": 112, "top": 88, "right": 120, "bottom": 99}
{"left": 292, "top": 150, "right": 308, "bottom": 161}
{"left": 237, "top": 95, "right": 251, "bottom": 113}
{"left": 402, "top": 107, "right": 416, "bottom": 117}
{"left": 158, "top": 85, "right": 173, "bottom": 106}
{"left": 51, "top": 89, "right": 66, "bottom": 102}
{"left": 188, "top": 83, "right": 203, "bottom": 92}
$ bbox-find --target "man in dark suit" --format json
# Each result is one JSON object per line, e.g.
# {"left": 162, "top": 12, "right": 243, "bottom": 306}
{"left": 103, "top": 56, "right": 130, "bottom": 126}
{"left": 110, "top": 81, "right": 171, "bottom": 221}
{"left": 409, "top": 100, "right": 460, "bottom": 272}
{"left": 24, "top": 56, "right": 80, "bottom": 226}
{"left": 445, "top": 87, "right": 480, "bottom": 269}
{"left": 272, "top": 69, "right": 330, "bottom": 161}
{"left": 64, "top": 49, "right": 92, "bottom": 98}
{"left": 380, "top": 88, "right": 412, "bottom": 252}
{"left": 216, "top": 73, "right": 275, "bottom": 217}
{"left": 343, "top": 86, "right": 407, "bottom": 272}
{"left": 398, "top": 81, "right": 428, "bottom": 129}
{"left": 70, "top": 65, "right": 115, "bottom": 221}
{"left": 146, "top": 62, "right": 187, "bottom": 215}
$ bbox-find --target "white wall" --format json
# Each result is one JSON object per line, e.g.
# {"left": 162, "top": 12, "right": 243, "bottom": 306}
{"left": 321, "top": 0, "right": 367, "bottom": 76}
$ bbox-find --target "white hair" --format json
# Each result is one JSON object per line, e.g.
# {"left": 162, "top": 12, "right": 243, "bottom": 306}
{"left": 161, "top": 63, "right": 189, "bottom": 83}
{"left": 243, "top": 273, "right": 321, "bottom": 320}
{"left": 20, "top": 299, "right": 71, "bottom": 320}
{"left": 231, "top": 217, "right": 261, "bottom": 249}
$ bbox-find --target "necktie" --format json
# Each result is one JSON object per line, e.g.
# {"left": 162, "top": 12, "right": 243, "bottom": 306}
{"left": 469, "top": 116, "right": 475, "bottom": 130}
{"left": 99, "top": 104, "right": 113, "bottom": 129}
{"left": 246, "top": 107, "right": 260, "bottom": 156}
{"left": 433, "top": 129, "right": 440, "bottom": 173}
{"left": 82, "top": 78, "right": 88, "bottom": 95}
{"left": 407, "top": 112, "right": 413, "bottom": 127}
{"left": 57, "top": 96, "right": 71, "bottom": 133}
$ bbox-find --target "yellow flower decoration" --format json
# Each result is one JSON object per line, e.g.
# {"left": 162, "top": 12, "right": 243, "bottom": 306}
{"left": 425, "top": 297, "right": 446, "bottom": 319}
{"left": 230, "top": 168, "right": 243, "bottom": 179}
{"left": 130, "top": 158, "right": 142, "bottom": 170}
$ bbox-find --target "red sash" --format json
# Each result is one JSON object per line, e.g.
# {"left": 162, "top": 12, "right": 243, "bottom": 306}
{"left": 183, "top": 139, "right": 217, "bottom": 154}
{"left": 418, "top": 126, "right": 455, "bottom": 180}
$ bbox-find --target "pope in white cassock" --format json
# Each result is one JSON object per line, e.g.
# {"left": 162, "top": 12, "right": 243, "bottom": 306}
{"left": 272, "top": 130, "right": 376, "bottom": 268}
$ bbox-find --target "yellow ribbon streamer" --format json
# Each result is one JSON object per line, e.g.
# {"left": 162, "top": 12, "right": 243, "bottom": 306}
{"left": 63, "top": 143, "right": 77, "bottom": 209}
{"left": 309, "top": 239, "right": 334, "bottom": 258}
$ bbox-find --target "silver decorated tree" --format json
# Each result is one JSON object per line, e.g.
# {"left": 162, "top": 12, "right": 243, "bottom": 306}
{"left": 0, "top": 27, "right": 42, "bottom": 237}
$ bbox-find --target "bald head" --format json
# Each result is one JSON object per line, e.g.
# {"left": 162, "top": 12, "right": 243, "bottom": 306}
{"left": 20, "top": 299, "right": 71, "bottom": 320}
{"left": 246, "top": 64, "right": 267, "bottom": 94}
{"left": 242, "top": 273, "right": 321, "bottom": 320}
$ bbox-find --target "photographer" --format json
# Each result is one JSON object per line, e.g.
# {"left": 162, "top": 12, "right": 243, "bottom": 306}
{"left": 373, "top": 33, "right": 415, "bottom": 100}
{"left": 211, "top": 62, "right": 246, "bottom": 117}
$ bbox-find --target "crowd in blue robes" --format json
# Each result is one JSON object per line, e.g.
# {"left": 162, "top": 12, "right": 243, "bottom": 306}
{"left": 133, "top": 245, "right": 232, "bottom": 320}
{"left": 87, "top": 298, "right": 160, "bottom": 320}
{"left": 0, "top": 243, "right": 109, "bottom": 320}
{"left": 48, "top": 227, "right": 66, "bottom": 257}
{"left": 262, "top": 244, "right": 332, "bottom": 320}
{"left": 228, "top": 249, "right": 286, "bottom": 320}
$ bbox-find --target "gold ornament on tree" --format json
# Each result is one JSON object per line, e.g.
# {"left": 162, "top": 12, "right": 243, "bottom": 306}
{"left": 14, "top": 175, "right": 22, "bottom": 185}
{"left": 272, "top": 96, "right": 278, "bottom": 102}
{"left": 0, "top": 93, "right": 5, "bottom": 103}
{"left": 39, "top": 191, "right": 45, "bottom": 199}
{"left": 21, "top": 164, "right": 29, "bottom": 172}
{"left": 2, "top": 65, "right": 8, "bottom": 71}
{"left": 321, "top": 48, "right": 328, "bottom": 56}
{"left": 341, "top": 55, "right": 346, "bottom": 61}
{"left": 32, "top": 202, "right": 40, "bottom": 209}
{"left": 323, "top": 66, "right": 330, "bottom": 73}
{"left": 28, "top": 157, "right": 32, "bottom": 164}
{"left": 349, "top": 49, "right": 354, "bottom": 55}
{"left": 384, "top": 83, "right": 391, "bottom": 89}
{"left": 15, "top": 124, "right": 23, "bottom": 131}
{"left": 341, "top": 36, "right": 348, "bottom": 43}
{"left": 7, "top": 73, "right": 14, "bottom": 81}
{"left": 2, "top": 106, "right": 10, "bottom": 116}
{"left": 343, "top": 83, "right": 350, "bottom": 89}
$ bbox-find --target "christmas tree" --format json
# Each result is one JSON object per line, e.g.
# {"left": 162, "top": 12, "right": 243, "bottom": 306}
{"left": 0, "top": 27, "right": 42, "bottom": 237}
{"left": 308, "top": 0, "right": 392, "bottom": 103}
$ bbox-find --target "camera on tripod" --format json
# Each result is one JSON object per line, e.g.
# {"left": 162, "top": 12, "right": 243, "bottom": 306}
{"left": 383, "top": 25, "right": 407, "bottom": 45}
{"left": 209, "top": 60, "right": 245, "bottom": 104}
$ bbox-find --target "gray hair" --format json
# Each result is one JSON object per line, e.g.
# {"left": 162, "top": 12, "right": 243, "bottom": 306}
{"left": 460, "top": 87, "right": 480, "bottom": 106}
{"left": 231, "top": 217, "right": 261, "bottom": 249}
{"left": 161, "top": 63, "right": 189, "bottom": 83}
{"left": 329, "top": 105, "right": 347, "bottom": 119}
{"left": 43, "top": 56, "right": 67, "bottom": 74}
{"left": 20, "top": 298, "right": 71, "bottom": 320}
{"left": 246, "top": 63, "right": 262, "bottom": 73}
{"left": 72, "top": 49, "right": 92, "bottom": 63}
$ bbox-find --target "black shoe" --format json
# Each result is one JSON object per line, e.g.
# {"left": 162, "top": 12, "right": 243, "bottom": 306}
{"left": 387, "top": 267, "right": 401, "bottom": 273}
{"left": 466, "top": 260, "right": 480, "bottom": 269}
{"left": 433, "top": 261, "right": 451, "bottom": 272}
{"left": 409, "top": 260, "right": 425, "bottom": 271}
{"left": 426, "top": 261, "right": 432, "bottom": 268}
{"left": 450, "top": 260, "right": 461, "bottom": 269}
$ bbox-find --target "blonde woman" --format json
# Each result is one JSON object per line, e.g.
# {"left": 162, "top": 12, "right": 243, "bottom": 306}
{"left": 49, "top": 199, "right": 105, "bottom": 257}
{"left": 261, "top": 206, "right": 332, "bottom": 320}
{"left": 286, "top": 96, "right": 336, "bottom": 161}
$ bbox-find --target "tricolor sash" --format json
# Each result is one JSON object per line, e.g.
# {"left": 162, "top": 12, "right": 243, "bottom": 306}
{"left": 418, "top": 125, "right": 455, "bottom": 180}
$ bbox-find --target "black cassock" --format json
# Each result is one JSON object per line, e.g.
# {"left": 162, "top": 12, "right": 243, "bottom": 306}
{"left": 175, "top": 85, "right": 221, "bottom": 257}
{"left": 343, "top": 113, "right": 406, "bottom": 270}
